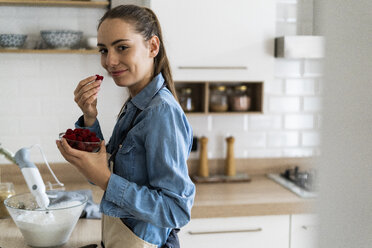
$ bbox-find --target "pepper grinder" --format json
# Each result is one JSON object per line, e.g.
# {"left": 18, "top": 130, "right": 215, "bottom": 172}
{"left": 225, "top": 136, "right": 236, "bottom": 177}
{"left": 198, "top": 136, "right": 209, "bottom": 178}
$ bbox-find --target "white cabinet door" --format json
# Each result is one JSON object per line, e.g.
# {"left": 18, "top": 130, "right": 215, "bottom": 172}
{"left": 178, "top": 215, "right": 290, "bottom": 248}
{"left": 150, "top": 0, "right": 275, "bottom": 81}
{"left": 290, "top": 214, "right": 318, "bottom": 248}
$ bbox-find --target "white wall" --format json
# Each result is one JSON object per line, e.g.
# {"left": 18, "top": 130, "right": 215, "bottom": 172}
{"left": 316, "top": 0, "right": 372, "bottom": 247}
{"left": 0, "top": 0, "right": 322, "bottom": 164}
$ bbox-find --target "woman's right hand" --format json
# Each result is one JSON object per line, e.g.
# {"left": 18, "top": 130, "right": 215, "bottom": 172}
{"left": 74, "top": 75, "right": 102, "bottom": 127}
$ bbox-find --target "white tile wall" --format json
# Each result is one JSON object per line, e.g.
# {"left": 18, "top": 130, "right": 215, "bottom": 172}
{"left": 0, "top": 0, "right": 322, "bottom": 163}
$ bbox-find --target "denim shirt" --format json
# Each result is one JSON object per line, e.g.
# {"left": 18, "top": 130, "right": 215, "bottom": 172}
{"left": 75, "top": 73, "right": 195, "bottom": 247}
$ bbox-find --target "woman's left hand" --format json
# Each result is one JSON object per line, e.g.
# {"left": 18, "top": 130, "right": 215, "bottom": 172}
{"left": 56, "top": 138, "right": 111, "bottom": 190}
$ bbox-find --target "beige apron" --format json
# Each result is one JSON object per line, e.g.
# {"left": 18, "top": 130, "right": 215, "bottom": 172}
{"left": 102, "top": 154, "right": 158, "bottom": 248}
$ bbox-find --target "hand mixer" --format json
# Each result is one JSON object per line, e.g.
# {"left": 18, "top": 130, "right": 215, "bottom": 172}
{"left": 0, "top": 143, "right": 64, "bottom": 208}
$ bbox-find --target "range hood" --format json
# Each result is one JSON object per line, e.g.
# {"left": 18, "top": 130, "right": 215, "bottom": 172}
{"left": 275, "top": 36, "right": 325, "bottom": 59}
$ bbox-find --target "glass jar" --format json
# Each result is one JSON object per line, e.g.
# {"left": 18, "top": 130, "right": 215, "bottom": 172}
{"left": 0, "top": 182, "right": 15, "bottom": 218}
{"left": 210, "top": 85, "right": 228, "bottom": 112}
{"left": 179, "top": 87, "right": 194, "bottom": 112}
{"left": 229, "top": 85, "right": 251, "bottom": 111}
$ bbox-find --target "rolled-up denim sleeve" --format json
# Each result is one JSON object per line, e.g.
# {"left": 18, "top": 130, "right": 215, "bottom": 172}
{"left": 104, "top": 103, "right": 195, "bottom": 228}
{"left": 75, "top": 115, "right": 104, "bottom": 140}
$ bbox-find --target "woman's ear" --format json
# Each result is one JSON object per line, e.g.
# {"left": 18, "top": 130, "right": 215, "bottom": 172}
{"left": 149, "top": 35, "right": 160, "bottom": 58}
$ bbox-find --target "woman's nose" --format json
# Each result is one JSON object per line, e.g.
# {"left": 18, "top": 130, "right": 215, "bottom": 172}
{"left": 106, "top": 50, "right": 119, "bottom": 67}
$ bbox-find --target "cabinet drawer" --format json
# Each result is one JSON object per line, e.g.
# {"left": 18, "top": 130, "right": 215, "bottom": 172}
{"left": 178, "top": 215, "right": 290, "bottom": 248}
{"left": 290, "top": 214, "right": 318, "bottom": 248}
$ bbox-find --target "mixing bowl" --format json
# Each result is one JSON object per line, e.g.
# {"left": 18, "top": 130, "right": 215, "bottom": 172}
{"left": 0, "top": 34, "right": 27, "bottom": 49}
{"left": 40, "top": 30, "right": 83, "bottom": 49}
{"left": 4, "top": 191, "right": 87, "bottom": 247}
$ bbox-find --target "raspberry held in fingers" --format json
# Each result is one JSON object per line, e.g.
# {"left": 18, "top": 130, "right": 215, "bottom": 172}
{"left": 95, "top": 74, "right": 104, "bottom": 81}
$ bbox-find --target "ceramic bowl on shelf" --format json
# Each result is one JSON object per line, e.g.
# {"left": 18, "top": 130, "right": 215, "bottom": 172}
{"left": 86, "top": 36, "right": 98, "bottom": 49}
{"left": 40, "top": 30, "right": 83, "bottom": 49}
{"left": 0, "top": 34, "right": 27, "bottom": 49}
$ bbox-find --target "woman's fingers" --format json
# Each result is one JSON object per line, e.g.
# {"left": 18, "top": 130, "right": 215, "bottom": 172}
{"left": 74, "top": 75, "right": 98, "bottom": 95}
{"left": 74, "top": 81, "right": 101, "bottom": 104}
{"left": 56, "top": 139, "right": 80, "bottom": 165}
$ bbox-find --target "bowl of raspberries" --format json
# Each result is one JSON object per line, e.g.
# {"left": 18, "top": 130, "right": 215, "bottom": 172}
{"left": 59, "top": 128, "right": 101, "bottom": 152}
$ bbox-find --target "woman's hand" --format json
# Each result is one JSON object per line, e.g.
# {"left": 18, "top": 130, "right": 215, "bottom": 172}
{"left": 56, "top": 138, "right": 111, "bottom": 190}
{"left": 74, "top": 75, "right": 102, "bottom": 127}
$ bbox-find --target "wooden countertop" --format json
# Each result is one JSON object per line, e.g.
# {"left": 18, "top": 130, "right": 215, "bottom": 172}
{"left": 191, "top": 175, "right": 315, "bottom": 218}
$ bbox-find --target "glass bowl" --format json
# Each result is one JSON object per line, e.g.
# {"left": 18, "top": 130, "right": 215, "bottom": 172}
{"left": 4, "top": 191, "right": 87, "bottom": 248}
{"left": 59, "top": 132, "right": 101, "bottom": 152}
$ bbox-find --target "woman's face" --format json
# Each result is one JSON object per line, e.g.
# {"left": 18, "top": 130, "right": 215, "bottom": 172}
{"left": 97, "top": 18, "right": 159, "bottom": 96}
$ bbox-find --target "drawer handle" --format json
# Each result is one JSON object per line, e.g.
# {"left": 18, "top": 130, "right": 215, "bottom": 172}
{"left": 178, "top": 66, "right": 248, "bottom": 70}
{"left": 302, "top": 225, "right": 317, "bottom": 231}
{"left": 188, "top": 228, "right": 262, "bottom": 235}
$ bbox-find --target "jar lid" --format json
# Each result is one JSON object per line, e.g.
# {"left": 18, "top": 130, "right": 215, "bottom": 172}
{"left": 213, "top": 85, "right": 226, "bottom": 91}
{"left": 181, "top": 88, "right": 192, "bottom": 94}
{"left": 235, "top": 85, "right": 247, "bottom": 91}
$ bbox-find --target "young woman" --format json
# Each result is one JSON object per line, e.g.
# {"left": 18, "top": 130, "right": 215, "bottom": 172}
{"left": 56, "top": 5, "right": 195, "bottom": 248}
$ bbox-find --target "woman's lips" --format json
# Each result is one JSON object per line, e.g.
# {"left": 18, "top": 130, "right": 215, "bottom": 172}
{"left": 111, "top": 69, "right": 128, "bottom": 77}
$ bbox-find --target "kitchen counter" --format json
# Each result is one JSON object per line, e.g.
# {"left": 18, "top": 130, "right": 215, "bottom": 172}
{"left": 0, "top": 174, "right": 315, "bottom": 247}
{"left": 191, "top": 175, "right": 315, "bottom": 218}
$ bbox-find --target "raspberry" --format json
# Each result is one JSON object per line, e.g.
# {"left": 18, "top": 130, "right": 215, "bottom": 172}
{"left": 95, "top": 74, "right": 104, "bottom": 81}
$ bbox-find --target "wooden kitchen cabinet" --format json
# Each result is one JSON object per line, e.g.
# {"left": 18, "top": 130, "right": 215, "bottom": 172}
{"left": 175, "top": 81, "right": 263, "bottom": 114}
{"left": 150, "top": 0, "right": 276, "bottom": 82}
{"left": 290, "top": 214, "right": 318, "bottom": 248}
{"left": 178, "top": 215, "right": 290, "bottom": 248}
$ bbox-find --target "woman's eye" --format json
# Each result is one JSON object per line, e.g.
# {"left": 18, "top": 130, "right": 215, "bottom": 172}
{"left": 118, "top": 45, "right": 128, "bottom": 51}
{"left": 99, "top": 48, "right": 107, "bottom": 54}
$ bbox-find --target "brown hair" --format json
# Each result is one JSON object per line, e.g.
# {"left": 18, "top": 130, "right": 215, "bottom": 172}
{"left": 98, "top": 4, "right": 178, "bottom": 102}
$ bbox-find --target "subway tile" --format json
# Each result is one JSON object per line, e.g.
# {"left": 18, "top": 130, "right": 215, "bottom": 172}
{"left": 0, "top": 54, "right": 40, "bottom": 76}
{"left": 186, "top": 115, "right": 210, "bottom": 137}
{"left": 15, "top": 97, "right": 42, "bottom": 117}
{"left": 41, "top": 97, "right": 79, "bottom": 116}
{"left": 303, "top": 97, "right": 322, "bottom": 112}
{"left": 284, "top": 114, "right": 314, "bottom": 129}
{"left": 302, "top": 132, "right": 321, "bottom": 146}
{"left": 0, "top": 118, "right": 19, "bottom": 136}
{"left": 275, "top": 59, "right": 302, "bottom": 77}
{"left": 249, "top": 115, "right": 282, "bottom": 130}
{"left": 275, "top": 22, "right": 298, "bottom": 36}
{"left": 282, "top": 148, "right": 314, "bottom": 157}
{"left": 237, "top": 132, "right": 267, "bottom": 148}
{"left": 303, "top": 59, "right": 324, "bottom": 77}
{"left": 285, "top": 78, "right": 316, "bottom": 95}
{"left": 0, "top": 80, "right": 18, "bottom": 98}
{"left": 267, "top": 131, "right": 300, "bottom": 147}
{"left": 265, "top": 78, "right": 284, "bottom": 95}
{"left": 245, "top": 149, "right": 283, "bottom": 158}
{"left": 211, "top": 115, "right": 246, "bottom": 134}
{"left": 19, "top": 76, "right": 58, "bottom": 97}
{"left": 19, "top": 117, "right": 60, "bottom": 136}
{"left": 269, "top": 96, "right": 301, "bottom": 112}
{"left": 276, "top": 3, "right": 297, "bottom": 22}
{"left": 0, "top": 98, "right": 17, "bottom": 116}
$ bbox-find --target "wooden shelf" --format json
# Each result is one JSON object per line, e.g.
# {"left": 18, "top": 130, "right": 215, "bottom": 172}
{"left": 0, "top": 48, "right": 99, "bottom": 54}
{"left": 0, "top": 0, "right": 109, "bottom": 8}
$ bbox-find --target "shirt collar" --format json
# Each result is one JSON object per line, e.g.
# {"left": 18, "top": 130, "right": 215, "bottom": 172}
{"left": 130, "top": 73, "right": 165, "bottom": 110}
